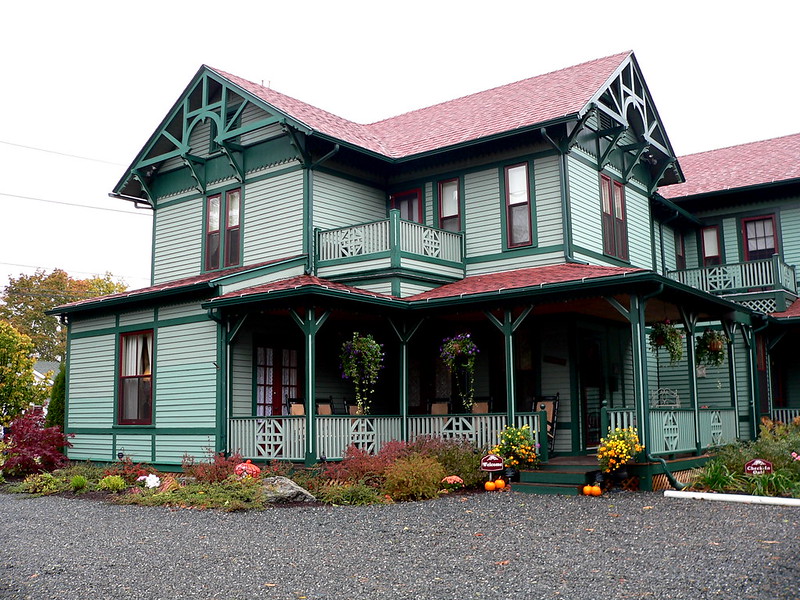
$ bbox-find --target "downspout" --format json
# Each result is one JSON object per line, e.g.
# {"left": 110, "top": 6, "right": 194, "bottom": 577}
{"left": 540, "top": 127, "right": 587, "bottom": 265}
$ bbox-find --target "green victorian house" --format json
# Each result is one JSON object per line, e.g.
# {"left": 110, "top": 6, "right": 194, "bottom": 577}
{"left": 52, "top": 51, "right": 800, "bottom": 492}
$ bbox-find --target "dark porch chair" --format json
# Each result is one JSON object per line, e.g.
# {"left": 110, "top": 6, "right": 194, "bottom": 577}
{"left": 330, "top": 396, "right": 349, "bottom": 415}
{"left": 537, "top": 393, "right": 560, "bottom": 454}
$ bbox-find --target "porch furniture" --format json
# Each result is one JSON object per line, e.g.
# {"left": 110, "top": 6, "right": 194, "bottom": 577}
{"left": 330, "top": 396, "right": 349, "bottom": 415}
{"left": 289, "top": 399, "right": 305, "bottom": 416}
{"left": 429, "top": 399, "right": 450, "bottom": 415}
{"left": 317, "top": 402, "right": 332, "bottom": 415}
{"left": 538, "top": 393, "right": 559, "bottom": 454}
{"left": 472, "top": 398, "right": 490, "bottom": 414}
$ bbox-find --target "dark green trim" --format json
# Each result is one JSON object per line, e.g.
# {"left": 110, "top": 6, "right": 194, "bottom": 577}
{"left": 211, "top": 256, "right": 306, "bottom": 287}
{"left": 464, "top": 244, "right": 564, "bottom": 264}
{"left": 48, "top": 283, "right": 216, "bottom": 317}
{"left": 216, "top": 317, "right": 226, "bottom": 453}
{"left": 569, "top": 150, "right": 650, "bottom": 195}
{"left": 68, "top": 313, "right": 211, "bottom": 339}
{"left": 651, "top": 193, "right": 703, "bottom": 226}
{"left": 572, "top": 246, "right": 632, "bottom": 268}
{"left": 67, "top": 427, "right": 216, "bottom": 435}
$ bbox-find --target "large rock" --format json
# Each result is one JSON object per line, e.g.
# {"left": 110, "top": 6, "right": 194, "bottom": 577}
{"left": 261, "top": 476, "right": 316, "bottom": 503}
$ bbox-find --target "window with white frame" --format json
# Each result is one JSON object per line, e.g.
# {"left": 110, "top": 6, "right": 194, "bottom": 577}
{"left": 505, "top": 164, "right": 532, "bottom": 247}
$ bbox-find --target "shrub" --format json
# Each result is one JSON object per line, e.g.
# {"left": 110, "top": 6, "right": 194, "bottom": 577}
{"left": 3, "top": 411, "right": 72, "bottom": 476}
{"left": 44, "top": 364, "right": 66, "bottom": 431}
{"left": 182, "top": 450, "right": 243, "bottom": 483}
{"left": 323, "top": 445, "right": 396, "bottom": 487}
{"left": 70, "top": 475, "right": 88, "bottom": 492}
{"left": 406, "top": 437, "right": 484, "bottom": 488}
{"left": 116, "top": 478, "right": 264, "bottom": 511}
{"left": 383, "top": 455, "right": 446, "bottom": 501}
{"left": 318, "top": 482, "right": 387, "bottom": 505}
{"left": 103, "top": 457, "right": 158, "bottom": 485}
{"left": 20, "top": 472, "right": 61, "bottom": 495}
{"left": 98, "top": 475, "right": 127, "bottom": 493}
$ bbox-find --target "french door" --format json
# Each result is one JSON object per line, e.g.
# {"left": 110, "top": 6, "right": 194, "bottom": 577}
{"left": 255, "top": 346, "right": 300, "bottom": 416}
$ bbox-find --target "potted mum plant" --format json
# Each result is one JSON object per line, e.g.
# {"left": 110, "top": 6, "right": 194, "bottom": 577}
{"left": 490, "top": 424, "right": 540, "bottom": 479}
{"left": 440, "top": 333, "right": 479, "bottom": 411}
{"left": 597, "top": 427, "right": 643, "bottom": 476}
{"left": 340, "top": 332, "right": 384, "bottom": 415}
{"left": 695, "top": 329, "right": 728, "bottom": 367}
{"left": 649, "top": 319, "right": 683, "bottom": 364}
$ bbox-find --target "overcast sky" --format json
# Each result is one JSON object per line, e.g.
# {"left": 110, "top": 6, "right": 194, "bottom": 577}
{"left": 1, "top": 0, "right": 799, "bottom": 293}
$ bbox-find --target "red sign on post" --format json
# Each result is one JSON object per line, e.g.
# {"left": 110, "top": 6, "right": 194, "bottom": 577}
{"left": 744, "top": 458, "right": 773, "bottom": 475}
{"left": 480, "top": 454, "right": 504, "bottom": 472}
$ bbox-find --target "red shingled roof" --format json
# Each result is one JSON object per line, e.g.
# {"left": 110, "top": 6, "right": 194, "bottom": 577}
{"left": 212, "top": 274, "right": 396, "bottom": 303}
{"left": 210, "top": 52, "right": 630, "bottom": 159}
{"left": 660, "top": 132, "right": 800, "bottom": 200}
{"left": 405, "top": 263, "right": 645, "bottom": 301}
{"left": 771, "top": 299, "right": 800, "bottom": 319}
{"left": 53, "top": 257, "right": 303, "bottom": 312}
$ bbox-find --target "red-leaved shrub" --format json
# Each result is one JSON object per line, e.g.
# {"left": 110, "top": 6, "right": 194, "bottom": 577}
{"left": 3, "top": 410, "right": 72, "bottom": 476}
{"left": 182, "top": 450, "right": 243, "bottom": 483}
{"left": 103, "top": 457, "right": 159, "bottom": 484}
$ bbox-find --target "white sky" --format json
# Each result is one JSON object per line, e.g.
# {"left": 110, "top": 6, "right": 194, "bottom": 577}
{"left": 1, "top": 0, "right": 799, "bottom": 293}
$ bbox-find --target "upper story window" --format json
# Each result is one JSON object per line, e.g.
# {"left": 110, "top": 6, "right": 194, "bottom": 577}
{"left": 674, "top": 231, "right": 686, "bottom": 270}
{"left": 600, "top": 175, "right": 628, "bottom": 260}
{"left": 742, "top": 216, "right": 777, "bottom": 261}
{"left": 119, "top": 331, "right": 153, "bottom": 425}
{"left": 505, "top": 164, "right": 532, "bottom": 247}
{"left": 390, "top": 189, "right": 422, "bottom": 223}
{"left": 438, "top": 179, "right": 460, "bottom": 232}
{"left": 701, "top": 226, "right": 721, "bottom": 266}
{"left": 205, "top": 188, "right": 242, "bottom": 271}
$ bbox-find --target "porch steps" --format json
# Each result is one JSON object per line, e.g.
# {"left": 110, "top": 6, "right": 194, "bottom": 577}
{"left": 513, "top": 459, "right": 599, "bottom": 495}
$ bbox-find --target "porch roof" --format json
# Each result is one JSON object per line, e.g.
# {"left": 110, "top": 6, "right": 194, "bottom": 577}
{"left": 771, "top": 299, "right": 800, "bottom": 322}
{"left": 48, "top": 256, "right": 305, "bottom": 316}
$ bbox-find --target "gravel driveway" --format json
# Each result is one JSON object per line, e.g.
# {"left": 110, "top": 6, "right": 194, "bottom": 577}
{"left": 0, "top": 490, "right": 797, "bottom": 600}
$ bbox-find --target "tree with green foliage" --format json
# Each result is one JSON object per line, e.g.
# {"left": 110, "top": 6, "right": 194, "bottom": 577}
{"left": 0, "top": 321, "right": 49, "bottom": 427}
{"left": 0, "top": 269, "right": 127, "bottom": 360}
{"left": 45, "top": 363, "right": 66, "bottom": 431}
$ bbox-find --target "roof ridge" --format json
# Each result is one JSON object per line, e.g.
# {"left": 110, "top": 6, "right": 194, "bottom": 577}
{"left": 365, "top": 51, "right": 633, "bottom": 127}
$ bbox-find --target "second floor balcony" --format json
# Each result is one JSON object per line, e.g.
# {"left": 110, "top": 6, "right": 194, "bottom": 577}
{"left": 316, "top": 210, "right": 465, "bottom": 285}
{"left": 667, "top": 255, "right": 797, "bottom": 312}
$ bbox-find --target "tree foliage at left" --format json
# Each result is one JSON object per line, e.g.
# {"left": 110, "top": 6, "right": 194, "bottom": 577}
{"left": 0, "top": 269, "right": 127, "bottom": 361}
{"left": 0, "top": 321, "right": 49, "bottom": 427}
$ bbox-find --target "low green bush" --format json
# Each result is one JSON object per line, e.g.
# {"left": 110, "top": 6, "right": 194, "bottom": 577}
{"left": 70, "top": 475, "right": 89, "bottom": 492}
{"left": 98, "top": 475, "right": 127, "bottom": 493}
{"left": 383, "top": 455, "right": 446, "bottom": 501}
{"left": 318, "top": 482, "right": 387, "bottom": 506}
{"left": 116, "top": 477, "right": 265, "bottom": 511}
{"left": 20, "top": 472, "right": 62, "bottom": 495}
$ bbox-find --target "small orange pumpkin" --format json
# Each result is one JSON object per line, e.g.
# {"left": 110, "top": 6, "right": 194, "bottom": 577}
{"left": 582, "top": 484, "right": 593, "bottom": 496}
{"left": 494, "top": 479, "right": 506, "bottom": 490}
{"left": 590, "top": 484, "right": 602, "bottom": 496}
{"left": 484, "top": 480, "right": 496, "bottom": 491}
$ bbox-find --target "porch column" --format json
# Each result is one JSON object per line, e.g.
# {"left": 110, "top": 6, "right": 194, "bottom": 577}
{"left": 604, "top": 294, "right": 651, "bottom": 454}
{"left": 485, "top": 307, "right": 533, "bottom": 427}
{"left": 290, "top": 307, "right": 329, "bottom": 465}
{"left": 742, "top": 324, "right": 760, "bottom": 441}
{"left": 389, "top": 318, "right": 424, "bottom": 441}
{"left": 723, "top": 320, "right": 741, "bottom": 439}
{"left": 680, "top": 309, "right": 701, "bottom": 454}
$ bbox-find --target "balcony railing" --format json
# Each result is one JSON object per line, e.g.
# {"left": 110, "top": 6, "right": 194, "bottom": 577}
{"left": 667, "top": 256, "right": 797, "bottom": 295}
{"left": 316, "top": 211, "right": 464, "bottom": 266}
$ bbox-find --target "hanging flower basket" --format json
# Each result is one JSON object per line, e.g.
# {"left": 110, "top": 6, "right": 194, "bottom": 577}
{"left": 340, "top": 332, "right": 384, "bottom": 415}
{"left": 648, "top": 320, "right": 683, "bottom": 364}
{"left": 440, "top": 333, "right": 479, "bottom": 411}
{"left": 695, "top": 329, "right": 728, "bottom": 367}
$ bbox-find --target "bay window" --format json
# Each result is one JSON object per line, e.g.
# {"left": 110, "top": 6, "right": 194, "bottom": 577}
{"left": 119, "top": 331, "right": 153, "bottom": 425}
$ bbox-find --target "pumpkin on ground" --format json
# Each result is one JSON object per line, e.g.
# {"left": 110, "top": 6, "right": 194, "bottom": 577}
{"left": 484, "top": 480, "right": 496, "bottom": 491}
{"left": 494, "top": 479, "right": 506, "bottom": 490}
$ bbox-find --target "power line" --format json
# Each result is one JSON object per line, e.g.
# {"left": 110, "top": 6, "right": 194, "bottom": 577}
{"left": 0, "top": 191, "right": 152, "bottom": 216}
{"left": 0, "top": 139, "right": 127, "bottom": 167}
{"left": 0, "top": 262, "right": 149, "bottom": 284}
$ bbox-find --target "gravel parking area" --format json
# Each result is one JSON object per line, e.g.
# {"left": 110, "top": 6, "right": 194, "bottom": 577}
{"left": 0, "top": 490, "right": 797, "bottom": 600}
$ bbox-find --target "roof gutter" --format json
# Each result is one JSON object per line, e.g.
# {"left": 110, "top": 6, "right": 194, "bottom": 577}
{"left": 108, "top": 192, "right": 154, "bottom": 210}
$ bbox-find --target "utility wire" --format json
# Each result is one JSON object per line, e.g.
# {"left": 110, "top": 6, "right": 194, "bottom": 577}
{"left": 0, "top": 191, "right": 152, "bottom": 216}
{"left": 0, "top": 261, "right": 148, "bottom": 284}
{"left": 0, "top": 139, "right": 126, "bottom": 167}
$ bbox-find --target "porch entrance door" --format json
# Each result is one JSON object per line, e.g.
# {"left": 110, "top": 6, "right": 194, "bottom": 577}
{"left": 255, "top": 347, "right": 300, "bottom": 416}
{"left": 578, "top": 336, "right": 605, "bottom": 449}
